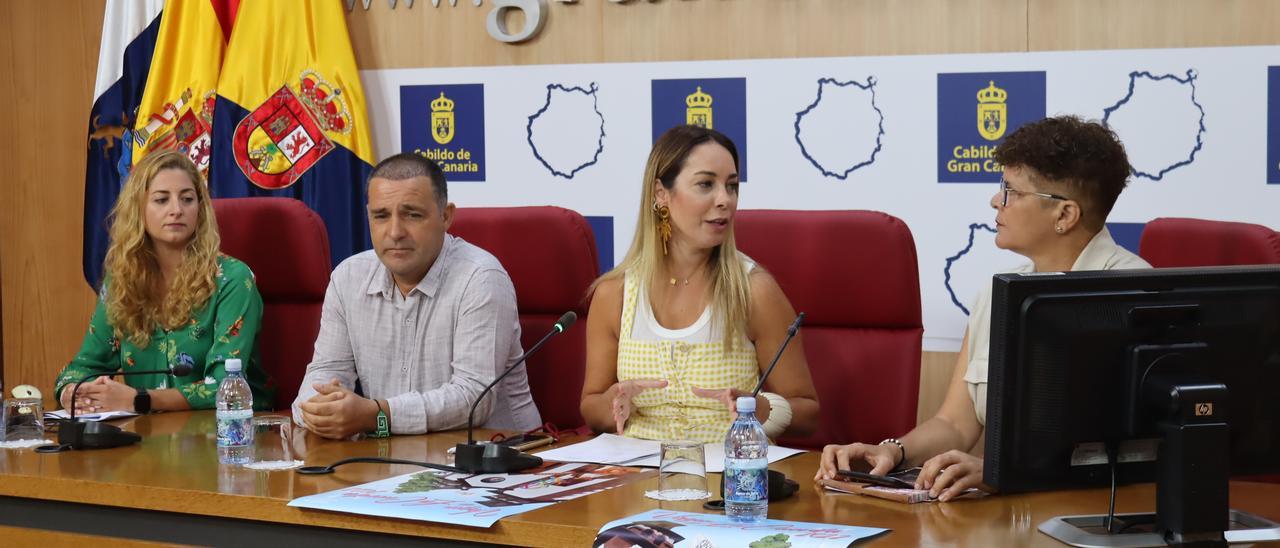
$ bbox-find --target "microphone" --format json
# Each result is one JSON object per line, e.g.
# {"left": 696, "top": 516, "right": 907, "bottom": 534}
{"left": 454, "top": 310, "right": 577, "bottom": 473}
{"left": 54, "top": 362, "right": 197, "bottom": 451}
{"left": 752, "top": 312, "right": 804, "bottom": 396}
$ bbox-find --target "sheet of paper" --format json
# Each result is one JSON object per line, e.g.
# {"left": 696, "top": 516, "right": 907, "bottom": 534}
{"left": 535, "top": 433, "right": 661, "bottom": 466}
{"left": 44, "top": 409, "right": 138, "bottom": 422}
{"left": 534, "top": 433, "right": 806, "bottom": 473}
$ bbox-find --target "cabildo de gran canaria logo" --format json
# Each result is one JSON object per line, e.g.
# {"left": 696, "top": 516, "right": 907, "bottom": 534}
{"left": 1268, "top": 66, "right": 1280, "bottom": 184}
{"left": 976, "top": 81, "right": 1008, "bottom": 141}
{"left": 431, "top": 92, "right": 456, "bottom": 145}
{"left": 937, "top": 71, "right": 1046, "bottom": 183}
{"left": 686, "top": 86, "right": 714, "bottom": 128}
{"left": 651, "top": 78, "right": 749, "bottom": 181}
{"left": 400, "top": 84, "right": 486, "bottom": 181}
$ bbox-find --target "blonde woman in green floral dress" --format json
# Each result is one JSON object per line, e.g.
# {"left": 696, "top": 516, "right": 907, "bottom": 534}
{"left": 55, "top": 150, "right": 273, "bottom": 413}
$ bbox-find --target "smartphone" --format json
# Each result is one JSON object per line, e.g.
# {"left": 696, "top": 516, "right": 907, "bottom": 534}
{"left": 836, "top": 469, "right": 917, "bottom": 489}
{"left": 497, "top": 433, "right": 555, "bottom": 452}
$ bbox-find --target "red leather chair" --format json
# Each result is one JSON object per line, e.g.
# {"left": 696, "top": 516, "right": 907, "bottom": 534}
{"left": 1139, "top": 217, "right": 1280, "bottom": 267}
{"left": 213, "top": 198, "right": 331, "bottom": 411}
{"left": 734, "top": 210, "right": 923, "bottom": 450}
{"left": 449, "top": 206, "right": 599, "bottom": 430}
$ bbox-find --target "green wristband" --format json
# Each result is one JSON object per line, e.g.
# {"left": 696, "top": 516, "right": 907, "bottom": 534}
{"left": 370, "top": 399, "right": 390, "bottom": 438}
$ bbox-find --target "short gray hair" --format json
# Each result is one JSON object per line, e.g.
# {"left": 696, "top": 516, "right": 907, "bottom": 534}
{"left": 367, "top": 152, "right": 447, "bottom": 209}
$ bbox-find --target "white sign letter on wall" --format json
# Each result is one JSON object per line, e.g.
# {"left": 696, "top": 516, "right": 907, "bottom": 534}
{"left": 487, "top": 0, "right": 549, "bottom": 43}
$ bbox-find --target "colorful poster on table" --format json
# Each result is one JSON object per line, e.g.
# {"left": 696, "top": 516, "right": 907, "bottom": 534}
{"left": 289, "top": 462, "right": 650, "bottom": 528}
{"left": 593, "top": 510, "right": 888, "bottom": 547}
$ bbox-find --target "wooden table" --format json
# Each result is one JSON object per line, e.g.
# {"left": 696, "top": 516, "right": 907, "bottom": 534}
{"left": 1, "top": 411, "right": 1277, "bottom": 546}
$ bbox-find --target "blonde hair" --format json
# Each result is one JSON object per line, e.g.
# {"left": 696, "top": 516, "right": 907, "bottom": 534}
{"left": 594, "top": 125, "right": 753, "bottom": 349}
{"left": 103, "top": 150, "right": 221, "bottom": 347}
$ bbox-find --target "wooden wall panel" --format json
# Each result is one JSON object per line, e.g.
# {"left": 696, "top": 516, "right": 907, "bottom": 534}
{"left": 346, "top": 0, "right": 606, "bottom": 69}
{"left": 345, "top": 0, "right": 1028, "bottom": 69}
{"left": 2, "top": 0, "right": 1277, "bottom": 408}
{"left": 1029, "top": 0, "right": 1280, "bottom": 51}
{"left": 917, "top": 350, "right": 959, "bottom": 425}
{"left": 0, "top": 1, "right": 103, "bottom": 397}
{"left": 596, "top": 0, "right": 1029, "bottom": 63}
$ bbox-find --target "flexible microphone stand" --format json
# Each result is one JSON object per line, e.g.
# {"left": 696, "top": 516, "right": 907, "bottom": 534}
{"left": 753, "top": 312, "right": 805, "bottom": 397}
{"left": 454, "top": 311, "right": 578, "bottom": 473}
{"left": 39, "top": 362, "right": 194, "bottom": 452}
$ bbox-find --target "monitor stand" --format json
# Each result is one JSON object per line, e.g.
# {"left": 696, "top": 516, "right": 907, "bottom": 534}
{"left": 1040, "top": 366, "right": 1280, "bottom": 547}
{"left": 1040, "top": 510, "right": 1280, "bottom": 547}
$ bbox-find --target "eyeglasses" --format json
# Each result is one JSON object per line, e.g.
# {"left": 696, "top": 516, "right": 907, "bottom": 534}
{"left": 999, "top": 179, "right": 1070, "bottom": 207}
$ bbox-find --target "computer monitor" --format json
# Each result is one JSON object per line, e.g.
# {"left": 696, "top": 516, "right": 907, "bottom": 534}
{"left": 983, "top": 265, "right": 1280, "bottom": 546}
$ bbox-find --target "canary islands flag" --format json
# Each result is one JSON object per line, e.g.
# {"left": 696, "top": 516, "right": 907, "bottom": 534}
{"left": 209, "top": 0, "right": 375, "bottom": 264}
{"left": 82, "top": 0, "right": 164, "bottom": 288}
{"left": 131, "top": 0, "right": 236, "bottom": 175}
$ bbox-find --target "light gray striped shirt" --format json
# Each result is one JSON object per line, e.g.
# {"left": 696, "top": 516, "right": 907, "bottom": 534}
{"left": 292, "top": 234, "right": 541, "bottom": 434}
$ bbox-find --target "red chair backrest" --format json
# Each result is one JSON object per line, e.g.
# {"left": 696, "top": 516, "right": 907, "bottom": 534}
{"left": 1140, "top": 217, "right": 1280, "bottom": 267}
{"left": 734, "top": 210, "right": 923, "bottom": 449}
{"left": 213, "top": 198, "right": 330, "bottom": 411}
{"left": 448, "top": 206, "right": 599, "bottom": 430}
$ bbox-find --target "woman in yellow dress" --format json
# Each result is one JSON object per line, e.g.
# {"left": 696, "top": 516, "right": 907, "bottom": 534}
{"left": 580, "top": 125, "right": 819, "bottom": 444}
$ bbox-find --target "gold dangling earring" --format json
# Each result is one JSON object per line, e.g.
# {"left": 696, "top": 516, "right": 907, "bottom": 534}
{"left": 654, "top": 202, "right": 671, "bottom": 255}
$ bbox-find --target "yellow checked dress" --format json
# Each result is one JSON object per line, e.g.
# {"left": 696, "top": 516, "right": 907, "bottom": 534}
{"left": 617, "top": 267, "right": 760, "bottom": 443}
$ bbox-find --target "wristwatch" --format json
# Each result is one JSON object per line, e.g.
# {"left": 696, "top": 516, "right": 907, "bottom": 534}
{"left": 134, "top": 387, "right": 152, "bottom": 414}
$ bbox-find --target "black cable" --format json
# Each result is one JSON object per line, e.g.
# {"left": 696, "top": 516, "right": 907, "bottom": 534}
{"left": 296, "top": 457, "right": 464, "bottom": 476}
{"left": 1105, "top": 441, "right": 1119, "bottom": 534}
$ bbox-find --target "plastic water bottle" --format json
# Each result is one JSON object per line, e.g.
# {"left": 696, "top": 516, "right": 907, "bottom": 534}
{"left": 724, "top": 395, "right": 769, "bottom": 522}
{"left": 216, "top": 358, "right": 254, "bottom": 465}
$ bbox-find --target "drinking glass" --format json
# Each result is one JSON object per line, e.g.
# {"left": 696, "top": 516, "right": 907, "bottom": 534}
{"left": 245, "top": 415, "right": 302, "bottom": 470}
{"left": 2, "top": 398, "right": 44, "bottom": 444}
{"left": 644, "top": 439, "right": 709, "bottom": 501}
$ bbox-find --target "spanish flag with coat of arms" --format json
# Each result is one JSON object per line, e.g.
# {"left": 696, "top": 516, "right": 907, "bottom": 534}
{"left": 209, "top": 0, "right": 375, "bottom": 265}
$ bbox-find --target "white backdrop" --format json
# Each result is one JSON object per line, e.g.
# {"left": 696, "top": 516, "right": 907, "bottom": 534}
{"left": 360, "top": 45, "right": 1280, "bottom": 351}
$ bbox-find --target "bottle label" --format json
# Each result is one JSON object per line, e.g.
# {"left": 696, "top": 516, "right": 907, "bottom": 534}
{"left": 724, "top": 457, "right": 768, "bottom": 503}
{"left": 216, "top": 409, "right": 254, "bottom": 447}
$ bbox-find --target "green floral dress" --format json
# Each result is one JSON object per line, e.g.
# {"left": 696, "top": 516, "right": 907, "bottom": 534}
{"left": 54, "top": 255, "right": 275, "bottom": 410}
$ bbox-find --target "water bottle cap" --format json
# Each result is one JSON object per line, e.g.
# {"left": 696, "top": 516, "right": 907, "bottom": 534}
{"left": 736, "top": 396, "right": 756, "bottom": 413}
{"left": 225, "top": 358, "right": 242, "bottom": 373}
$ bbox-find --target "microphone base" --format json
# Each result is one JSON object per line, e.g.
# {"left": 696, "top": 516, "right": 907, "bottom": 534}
{"left": 453, "top": 442, "right": 543, "bottom": 474}
{"left": 58, "top": 420, "right": 142, "bottom": 450}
